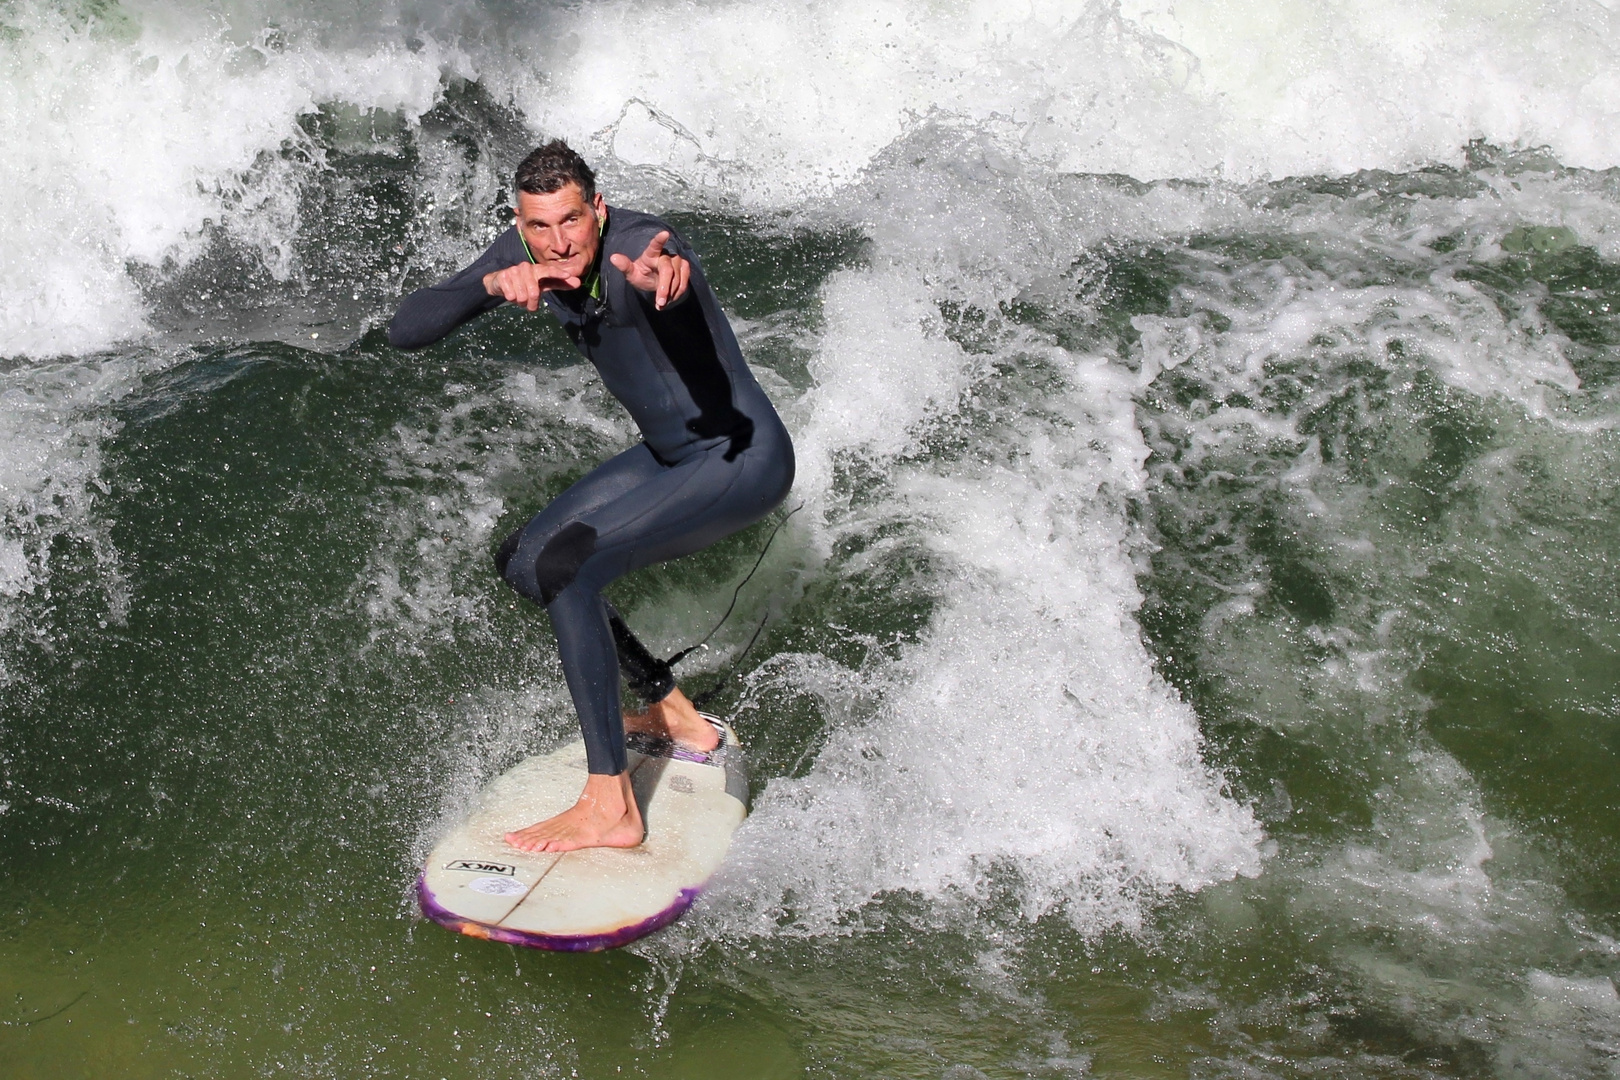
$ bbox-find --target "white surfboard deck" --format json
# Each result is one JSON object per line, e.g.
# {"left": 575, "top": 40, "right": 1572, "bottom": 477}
{"left": 417, "top": 716, "right": 748, "bottom": 951}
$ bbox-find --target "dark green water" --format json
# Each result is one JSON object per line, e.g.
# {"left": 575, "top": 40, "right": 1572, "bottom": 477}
{"left": 4, "top": 4, "right": 1620, "bottom": 1078}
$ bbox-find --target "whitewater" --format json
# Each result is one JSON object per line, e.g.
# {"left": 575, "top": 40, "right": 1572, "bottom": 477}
{"left": 3, "top": 1, "right": 1618, "bottom": 1077}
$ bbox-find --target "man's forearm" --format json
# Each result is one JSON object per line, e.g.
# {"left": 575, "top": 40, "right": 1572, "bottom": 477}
{"left": 386, "top": 276, "right": 503, "bottom": 350}
{"left": 386, "top": 229, "right": 526, "bottom": 350}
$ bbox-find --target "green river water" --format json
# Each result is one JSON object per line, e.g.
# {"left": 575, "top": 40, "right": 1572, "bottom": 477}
{"left": 3, "top": 3, "right": 1619, "bottom": 1077}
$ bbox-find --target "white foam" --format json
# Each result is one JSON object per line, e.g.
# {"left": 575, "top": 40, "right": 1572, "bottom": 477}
{"left": 0, "top": 352, "right": 159, "bottom": 681}
{"left": 789, "top": 268, "right": 979, "bottom": 499}
{"left": 1529, "top": 971, "right": 1620, "bottom": 1015}
{"left": 5, "top": 0, "right": 1619, "bottom": 357}
{"left": 0, "top": 2, "right": 453, "bottom": 358}
{"left": 1134, "top": 247, "right": 1584, "bottom": 433}
{"left": 512, "top": 0, "right": 1620, "bottom": 207}
{"left": 689, "top": 226, "right": 1262, "bottom": 935}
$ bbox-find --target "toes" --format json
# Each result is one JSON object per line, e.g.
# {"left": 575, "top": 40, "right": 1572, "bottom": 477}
{"left": 506, "top": 830, "right": 551, "bottom": 851}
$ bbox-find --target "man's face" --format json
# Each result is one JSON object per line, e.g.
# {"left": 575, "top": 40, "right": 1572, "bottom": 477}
{"left": 514, "top": 183, "right": 605, "bottom": 282}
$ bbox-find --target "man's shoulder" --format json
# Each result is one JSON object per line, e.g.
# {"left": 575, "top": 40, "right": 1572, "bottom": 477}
{"left": 603, "top": 206, "right": 679, "bottom": 251}
{"left": 488, "top": 225, "right": 528, "bottom": 262}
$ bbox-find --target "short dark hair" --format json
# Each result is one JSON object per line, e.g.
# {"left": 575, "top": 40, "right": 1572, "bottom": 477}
{"left": 514, "top": 140, "right": 596, "bottom": 203}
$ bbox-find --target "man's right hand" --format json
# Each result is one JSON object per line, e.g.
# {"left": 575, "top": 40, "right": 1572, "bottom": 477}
{"left": 483, "top": 264, "right": 582, "bottom": 311}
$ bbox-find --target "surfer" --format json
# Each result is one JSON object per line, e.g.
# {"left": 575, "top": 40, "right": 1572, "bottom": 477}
{"left": 388, "top": 141, "right": 794, "bottom": 853}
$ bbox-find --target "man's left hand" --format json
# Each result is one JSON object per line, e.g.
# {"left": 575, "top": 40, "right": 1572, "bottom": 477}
{"left": 609, "top": 231, "right": 691, "bottom": 310}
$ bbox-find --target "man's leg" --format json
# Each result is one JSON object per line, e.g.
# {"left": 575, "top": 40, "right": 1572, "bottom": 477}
{"left": 606, "top": 602, "right": 719, "bottom": 753}
{"left": 493, "top": 446, "right": 707, "bottom": 738}
{"left": 502, "top": 584, "right": 643, "bottom": 852}
{"left": 606, "top": 602, "right": 675, "bottom": 704}
{"left": 499, "top": 440, "right": 789, "bottom": 851}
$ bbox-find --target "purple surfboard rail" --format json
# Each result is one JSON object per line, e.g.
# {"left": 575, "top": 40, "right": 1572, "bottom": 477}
{"left": 416, "top": 874, "right": 703, "bottom": 952}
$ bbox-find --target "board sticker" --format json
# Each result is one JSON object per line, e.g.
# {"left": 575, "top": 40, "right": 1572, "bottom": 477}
{"left": 467, "top": 876, "right": 528, "bottom": 897}
{"left": 445, "top": 859, "right": 516, "bottom": 876}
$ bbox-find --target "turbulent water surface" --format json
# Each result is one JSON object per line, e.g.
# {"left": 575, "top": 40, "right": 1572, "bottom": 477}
{"left": 3, "top": 1, "right": 1619, "bottom": 1077}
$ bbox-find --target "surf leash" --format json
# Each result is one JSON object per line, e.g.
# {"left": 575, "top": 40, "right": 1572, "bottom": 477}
{"left": 607, "top": 503, "right": 800, "bottom": 710}
{"left": 689, "top": 610, "right": 774, "bottom": 710}
{"left": 664, "top": 501, "right": 801, "bottom": 670}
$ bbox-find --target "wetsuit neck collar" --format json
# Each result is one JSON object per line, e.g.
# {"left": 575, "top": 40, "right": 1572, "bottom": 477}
{"left": 517, "top": 205, "right": 608, "bottom": 301}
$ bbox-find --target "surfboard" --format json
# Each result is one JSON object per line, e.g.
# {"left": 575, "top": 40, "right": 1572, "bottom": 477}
{"left": 416, "top": 716, "right": 748, "bottom": 951}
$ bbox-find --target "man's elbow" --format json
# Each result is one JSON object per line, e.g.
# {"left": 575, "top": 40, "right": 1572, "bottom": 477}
{"left": 386, "top": 313, "right": 434, "bottom": 350}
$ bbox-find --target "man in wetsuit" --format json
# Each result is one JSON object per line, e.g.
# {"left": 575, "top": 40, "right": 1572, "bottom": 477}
{"left": 388, "top": 141, "right": 794, "bottom": 852}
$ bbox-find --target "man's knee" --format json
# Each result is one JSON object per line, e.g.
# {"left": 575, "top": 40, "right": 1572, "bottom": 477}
{"left": 495, "top": 520, "right": 599, "bottom": 605}
{"left": 522, "top": 520, "right": 598, "bottom": 605}
{"left": 493, "top": 526, "right": 522, "bottom": 580}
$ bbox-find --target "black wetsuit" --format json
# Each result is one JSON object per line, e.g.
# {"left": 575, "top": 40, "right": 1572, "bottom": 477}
{"left": 388, "top": 207, "right": 794, "bottom": 774}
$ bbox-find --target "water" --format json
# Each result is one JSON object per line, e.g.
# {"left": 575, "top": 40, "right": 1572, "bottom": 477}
{"left": 2, "top": 1, "right": 1618, "bottom": 1076}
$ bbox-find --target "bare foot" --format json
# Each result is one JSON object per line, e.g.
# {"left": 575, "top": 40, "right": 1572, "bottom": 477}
{"left": 622, "top": 687, "right": 720, "bottom": 753}
{"left": 504, "top": 771, "right": 644, "bottom": 853}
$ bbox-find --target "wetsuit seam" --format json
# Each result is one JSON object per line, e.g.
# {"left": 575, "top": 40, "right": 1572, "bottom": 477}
{"left": 582, "top": 451, "right": 742, "bottom": 566}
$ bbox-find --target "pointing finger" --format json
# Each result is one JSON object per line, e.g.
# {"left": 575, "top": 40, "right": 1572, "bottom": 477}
{"left": 642, "top": 230, "right": 671, "bottom": 265}
{"left": 657, "top": 256, "right": 688, "bottom": 309}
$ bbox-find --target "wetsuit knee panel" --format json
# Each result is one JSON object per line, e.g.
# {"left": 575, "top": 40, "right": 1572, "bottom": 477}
{"left": 493, "top": 525, "right": 523, "bottom": 580}
{"left": 533, "top": 521, "right": 599, "bottom": 605}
